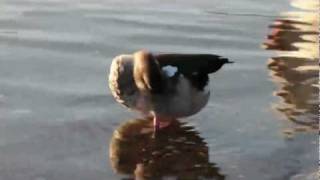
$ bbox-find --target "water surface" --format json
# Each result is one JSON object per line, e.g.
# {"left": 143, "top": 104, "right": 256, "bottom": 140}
{"left": 0, "top": 0, "right": 318, "bottom": 179}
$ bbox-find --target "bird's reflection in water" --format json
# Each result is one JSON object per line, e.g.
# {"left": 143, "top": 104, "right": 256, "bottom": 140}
{"left": 262, "top": 0, "right": 319, "bottom": 133}
{"left": 109, "top": 118, "right": 225, "bottom": 180}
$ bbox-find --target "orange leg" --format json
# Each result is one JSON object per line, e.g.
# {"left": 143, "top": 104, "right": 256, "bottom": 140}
{"left": 152, "top": 115, "right": 173, "bottom": 135}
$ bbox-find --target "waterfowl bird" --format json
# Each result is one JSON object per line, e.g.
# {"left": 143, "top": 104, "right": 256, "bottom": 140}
{"left": 108, "top": 50, "right": 232, "bottom": 132}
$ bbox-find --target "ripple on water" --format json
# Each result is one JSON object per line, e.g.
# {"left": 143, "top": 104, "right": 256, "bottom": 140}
{"left": 262, "top": 0, "right": 319, "bottom": 132}
{"left": 0, "top": 0, "right": 317, "bottom": 180}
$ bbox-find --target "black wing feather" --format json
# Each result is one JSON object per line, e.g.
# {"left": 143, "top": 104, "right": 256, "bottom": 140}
{"left": 154, "top": 53, "right": 231, "bottom": 90}
{"left": 154, "top": 54, "right": 230, "bottom": 74}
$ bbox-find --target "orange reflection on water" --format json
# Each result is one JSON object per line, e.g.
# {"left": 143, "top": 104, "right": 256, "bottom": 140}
{"left": 262, "top": 0, "right": 319, "bottom": 133}
{"left": 109, "top": 118, "right": 225, "bottom": 180}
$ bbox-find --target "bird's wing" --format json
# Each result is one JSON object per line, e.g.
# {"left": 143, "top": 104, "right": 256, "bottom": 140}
{"left": 153, "top": 53, "right": 231, "bottom": 91}
{"left": 154, "top": 54, "right": 231, "bottom": 75}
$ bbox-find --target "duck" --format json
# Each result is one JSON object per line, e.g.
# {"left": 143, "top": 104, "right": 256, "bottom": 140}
{"left": 108, "top": 50, "right": 232, "bottom": 132}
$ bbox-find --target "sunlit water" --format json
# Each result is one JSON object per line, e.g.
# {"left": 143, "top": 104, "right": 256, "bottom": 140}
{"left": 0, "top": 0, "right": 318, "bottom": 180}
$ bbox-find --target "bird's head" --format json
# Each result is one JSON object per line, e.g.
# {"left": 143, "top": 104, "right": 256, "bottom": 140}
{"left": 133, "top": 50, "right": 163, "bottom": 94}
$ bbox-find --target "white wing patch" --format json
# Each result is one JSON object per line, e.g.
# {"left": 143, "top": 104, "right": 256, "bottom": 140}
{"left": 162, "top": 65, "right": 178, "bottom": 77}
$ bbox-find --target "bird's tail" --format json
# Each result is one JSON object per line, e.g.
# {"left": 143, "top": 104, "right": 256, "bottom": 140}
{"left": 219, "top": 57, "right": 234, "bottom": 64}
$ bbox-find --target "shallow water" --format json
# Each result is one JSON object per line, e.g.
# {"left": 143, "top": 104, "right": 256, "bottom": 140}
{"left": 0, "top": 0, "right": 318, "bottom": 180}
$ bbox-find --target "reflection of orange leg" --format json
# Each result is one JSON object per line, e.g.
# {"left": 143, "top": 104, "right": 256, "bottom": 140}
{"left": 153, "top": 116, "right": 160, "bottom": 133}
{"left": 152, "top": 116, "right": 160, "bottom": 138}
{"left": 153, "top": 115, "right": 173, "bottom": 138}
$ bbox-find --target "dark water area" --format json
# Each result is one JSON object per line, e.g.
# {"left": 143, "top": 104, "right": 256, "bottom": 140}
{"left": 0, "top": 0, "right": 318, "bottom": 179}
{"left": 110, "top": 119, "right": 225, "bottom": 180}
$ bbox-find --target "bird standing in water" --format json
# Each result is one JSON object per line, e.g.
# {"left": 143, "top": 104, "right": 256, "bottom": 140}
{"left": 109, "top": 50, "right": 232, "bottom": 133}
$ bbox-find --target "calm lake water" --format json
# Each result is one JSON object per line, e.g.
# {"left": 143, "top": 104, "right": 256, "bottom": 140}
{"left": 0, "top": 0, "right": 318, "bottom": 180}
